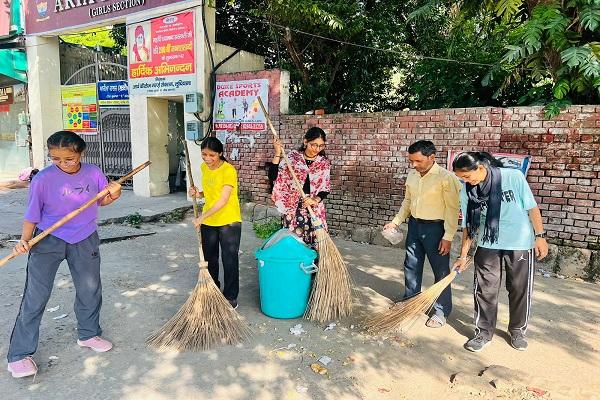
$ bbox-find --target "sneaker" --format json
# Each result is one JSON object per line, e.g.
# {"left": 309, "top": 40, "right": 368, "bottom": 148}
{"left": 510, "top": 331, "right": 528, "bottom": 351}
{"left": 77, "top": 336, "right": 113, "bottom": 352}
{"left": 465, "top": 335, "right": 491, "bottom": 352}
{"left": 7, "top": 356, "right": 37, "bottom": 378}
{"left": 228, "top": 299, "right": 238, "bottom": 310}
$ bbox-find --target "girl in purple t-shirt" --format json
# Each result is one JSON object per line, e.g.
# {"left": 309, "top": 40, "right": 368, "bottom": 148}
{"left": 7, "top": 131, "right": 122, "bottom": 379}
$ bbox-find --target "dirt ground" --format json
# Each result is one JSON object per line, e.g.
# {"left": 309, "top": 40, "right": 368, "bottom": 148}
{"left": 0, "top": 219, "right": 599, "bottom": 400}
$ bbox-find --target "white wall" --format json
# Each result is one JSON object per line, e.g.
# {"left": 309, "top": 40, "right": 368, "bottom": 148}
{"left": 26, "top": 36, "right": 63, "bottom": 169}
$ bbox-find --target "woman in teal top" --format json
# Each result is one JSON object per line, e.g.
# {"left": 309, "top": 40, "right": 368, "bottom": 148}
{"left": 452, "top": 152, "right": 548, "bottom": 353}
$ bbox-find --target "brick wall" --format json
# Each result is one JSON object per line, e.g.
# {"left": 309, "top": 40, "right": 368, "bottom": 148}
{"left": 499, "top": 106, "right": 600, "bottom": 249}
{"left": 216, "top": 71, "right": 600, "bottom": 249}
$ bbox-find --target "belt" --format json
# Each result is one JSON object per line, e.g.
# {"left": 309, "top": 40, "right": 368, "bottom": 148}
{"left": 410, "top": 216, "right": 444, "bottom": 224}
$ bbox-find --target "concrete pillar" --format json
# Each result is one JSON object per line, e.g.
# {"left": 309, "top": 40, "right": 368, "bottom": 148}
{"left": 128, "top": 1, "right": 213, "bottom": 196}
{"left": 26, "top": 36, "right": 62, "bottom": 169}
{"left": 131, "top": 96, "right": 170, "bottom": 196}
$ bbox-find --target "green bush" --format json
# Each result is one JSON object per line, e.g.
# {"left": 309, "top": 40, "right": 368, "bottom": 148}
{"left": 253, "top": 218, "right": 282, "bottom": 239}
{"left": 123, "top": 212, "right": 142, "bottom": 228}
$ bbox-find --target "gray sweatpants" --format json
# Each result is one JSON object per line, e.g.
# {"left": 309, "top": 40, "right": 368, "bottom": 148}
{"left": 7, "top": 231, "right": 102, "bottom": 363}
{"left": 473, "top": 247, "right": 534, "bottom": 340}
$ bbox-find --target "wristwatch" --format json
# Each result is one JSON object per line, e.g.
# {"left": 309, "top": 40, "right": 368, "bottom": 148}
{"left": 535, "top": 231, "right": 546, "bottom": 239}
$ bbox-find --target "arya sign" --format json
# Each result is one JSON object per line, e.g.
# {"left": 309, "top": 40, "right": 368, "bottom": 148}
{"left": 26, "top": 0, "right": 187, "bottom": 35}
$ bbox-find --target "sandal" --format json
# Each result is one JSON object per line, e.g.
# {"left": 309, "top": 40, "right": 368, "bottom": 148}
{"left": 425, "top": 314, "right": 446, "bottom": 328}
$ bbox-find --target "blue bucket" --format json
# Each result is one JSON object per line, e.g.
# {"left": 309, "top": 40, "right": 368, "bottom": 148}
{"left": 255, "top": 229, "right": 318, "bottom": 318}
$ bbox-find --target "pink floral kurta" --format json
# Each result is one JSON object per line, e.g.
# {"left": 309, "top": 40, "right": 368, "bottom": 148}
{"left": 272, "top": 150, "right": 331, "bottom": 246}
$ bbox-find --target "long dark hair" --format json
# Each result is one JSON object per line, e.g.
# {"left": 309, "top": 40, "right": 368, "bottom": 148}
{"left": 200, "top": 136, "right": 226, "bottom": 160}
{"left": 452, "top": 151, "right": 503, "bottom": 172}
{"left": 47, "top": 130, "right": 87, "bottom": 153}
{"left": 298, "top": 126, "right": 327, "bottom": 156}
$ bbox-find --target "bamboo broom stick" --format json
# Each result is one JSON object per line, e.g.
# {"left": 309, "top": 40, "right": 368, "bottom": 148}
{"left": 0, "top": 161, "right": 151, "bottom": 268}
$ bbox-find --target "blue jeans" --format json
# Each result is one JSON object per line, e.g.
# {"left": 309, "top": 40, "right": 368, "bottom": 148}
{"left": 403, "top": 217, "right": 452, "bottom": 318}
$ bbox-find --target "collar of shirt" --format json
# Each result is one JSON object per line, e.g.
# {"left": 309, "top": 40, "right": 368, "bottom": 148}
{"left": 411, "top": 161, "right": 441, "bottom": 179}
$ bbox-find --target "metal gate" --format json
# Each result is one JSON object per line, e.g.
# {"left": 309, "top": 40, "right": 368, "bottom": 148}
{"left": 60, "top": 44, "right": 133, "bottom": 187}
{"left": 81, "top": 108, "right": 132, "bottom": 183}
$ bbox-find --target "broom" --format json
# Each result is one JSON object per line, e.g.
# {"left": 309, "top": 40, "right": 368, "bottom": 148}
{"left": 145, "top": 139, "right": 251, "bottom": 351}
{"left": 257, "top": 96, "right": 353, "bottom": 323}
{"left": 0, "top": 161, "right": 151, "bottom": 268}
{"left": 365, "top": 257, "right": 473, "bottom": 333}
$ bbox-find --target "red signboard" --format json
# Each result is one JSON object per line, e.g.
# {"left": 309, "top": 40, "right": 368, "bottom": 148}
{"left": 0, "top": 86, "right": 14, "bottom": 105}
{"left": 25, "top": 0, "right": 188, "bottom": 35}
{"left": 128, "top": 11, "right": 196, "bottom": 95}
{"left": 0, "top": 104, "right": 10, "bottom": 112}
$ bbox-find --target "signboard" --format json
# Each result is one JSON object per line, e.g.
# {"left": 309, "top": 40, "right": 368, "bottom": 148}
{"left": 128, "top": 11, "right": 196, "bottom": 95}
{"left": 213, "top": 79, "right": 269, "bottom": 131}
{"left": 0, "top": 105, "right": 9, "bottom": 112}
{"left": 0, "top": 86, "right": 14, "bottom": 105}
{"left": 98, "top": 80, "right": 129, "bottom": 106}
{"left": 61, "top": 84, "right": 98, "bottom": 133}
{"left": 447, "top": 150, "right": 532, "bottom": 177}
{"left": 25, "top": 0, "right": 187, "bottom": 35}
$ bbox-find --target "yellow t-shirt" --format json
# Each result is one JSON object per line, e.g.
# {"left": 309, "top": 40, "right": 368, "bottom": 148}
{"left": 201, "top": 161, "right": 242, "bottom": 226}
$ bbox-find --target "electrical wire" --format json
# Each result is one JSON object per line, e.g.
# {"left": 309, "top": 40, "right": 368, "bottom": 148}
{"left": 53, "top": 5, "right": 497, "bottom": 67}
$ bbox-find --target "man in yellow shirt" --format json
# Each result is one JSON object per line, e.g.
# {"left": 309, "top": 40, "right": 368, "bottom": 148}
{"left": 385, "top": 140, "right": 462, "bottom": 328}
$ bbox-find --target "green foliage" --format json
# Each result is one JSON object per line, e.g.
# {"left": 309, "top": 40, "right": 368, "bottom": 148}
{"left": 408, "top": 0, "right": 600, "bottom": 115}
{"left": 544, "top": 99, "right": 572, "bottom": 118}
{"left": 218, "top": 0, "right": 599, "bottom": 113}
{"left": 218, "top": 0, "right": 407, "bottom": 113}
{"left": 253, "top": 218, "right": 282, "bottom": 240}
{"left": 123, "top": 212, "right": 143, "bottom": 229}
{"left": 398, "top": 3, "right": 530, "bottom": 109}
{"left": 59, "top": 25, "right": 127, "bottom": 55}
{"left": 160, "top": 209, "right": 188, "bottom": 224}
{"left": 494, "top": 0, "right": 600, "bottom": 115}
{"left": 110, "top": 24, "right": 128, "bottom": 54}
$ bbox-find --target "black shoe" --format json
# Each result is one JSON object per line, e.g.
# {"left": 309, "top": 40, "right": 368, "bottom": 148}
{"left": 509, "top": 331, "right": 528, "bottom": 351}
{"left": 465, "top": 335, "right": 491, "bottom": 352}
{"left": 228, "top": 299, "right": 238, "bottom": 310}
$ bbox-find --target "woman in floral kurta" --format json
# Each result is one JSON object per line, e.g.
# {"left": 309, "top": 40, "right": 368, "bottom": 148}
{"left": 268, "top": 127, "right": 331, "bottom": 247}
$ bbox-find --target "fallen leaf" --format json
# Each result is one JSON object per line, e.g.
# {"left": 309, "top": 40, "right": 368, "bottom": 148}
{"left": 526, "top": 387, "right": 547, "bottom": 397}
{"left": 310, "top": 363, "right": 328, "bottom": 375}
{"left": 378, "top": 388, "right": 391, "bottom": 393}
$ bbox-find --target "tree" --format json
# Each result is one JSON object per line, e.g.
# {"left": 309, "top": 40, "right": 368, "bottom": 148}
{"left": 409, "top": 0, "right": 600, "bottom": 116}
{"left": 217, "top": 0, "right": 408, "bottom": 113}
{"left": 397, "top": 4, "right": 526, "bottom": 109}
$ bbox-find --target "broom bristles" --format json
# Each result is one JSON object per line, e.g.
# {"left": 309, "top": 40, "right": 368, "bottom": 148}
{"left": 365, "top": 270, "right": 458, "bottom": 334}
{"left": 146, "top": 268, "right": 251, "bottom": 351}
{"left": 304, "top": 229, "right": 353, "bottom": 323}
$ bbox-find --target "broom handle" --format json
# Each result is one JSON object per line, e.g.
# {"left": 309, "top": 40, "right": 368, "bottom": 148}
{"left": 182, "top": 139, "right": 207, "bottom": 265}
{"left": 257, "top": 96, "right": 318, "bottom": 221}
{"left": 0, "top": 161, "right": 151, "bottom": 268}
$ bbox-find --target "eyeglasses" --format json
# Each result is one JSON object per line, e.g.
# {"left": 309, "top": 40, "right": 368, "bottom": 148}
{"left": 308, "top": 143, "right": 326, "bottom": 150}
{"left": 49, "top": 157, "right": 79, "bottom": 166}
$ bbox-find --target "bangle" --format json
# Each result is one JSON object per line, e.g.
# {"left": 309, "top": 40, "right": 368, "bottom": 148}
{"left": 457, "top": 256, "right": 468, "bottom": 261}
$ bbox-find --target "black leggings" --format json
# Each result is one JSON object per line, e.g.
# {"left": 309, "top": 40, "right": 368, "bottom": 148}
{"left": 200, "top": 222, "right": 242, "bottom": 301}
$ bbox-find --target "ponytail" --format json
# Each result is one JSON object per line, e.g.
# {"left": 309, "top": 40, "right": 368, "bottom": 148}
{"left": 452, "top": 151, "right": 502, "bottom": 172}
